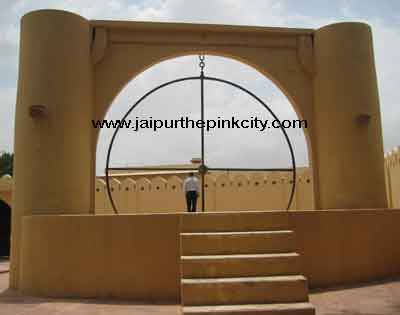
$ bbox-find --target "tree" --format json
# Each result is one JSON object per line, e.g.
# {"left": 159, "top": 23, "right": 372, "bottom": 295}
{"left": 0, "top": 152, "right": 13, "bottom": 177}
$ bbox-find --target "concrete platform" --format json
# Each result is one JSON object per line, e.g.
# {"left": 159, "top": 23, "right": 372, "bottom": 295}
{"left": 1, "top": 267, "right": 400, "bottom": 314}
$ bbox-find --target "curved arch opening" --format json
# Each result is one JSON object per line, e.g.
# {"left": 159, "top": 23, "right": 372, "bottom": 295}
{"left": 95, "top": 55, "right": 313, "bottom": 212}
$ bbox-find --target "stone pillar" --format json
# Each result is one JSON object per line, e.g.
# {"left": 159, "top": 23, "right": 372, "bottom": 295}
{"left": 10, "top": 10, "right": 94, "bottom": 288}
{"left": 313, "top": 22, "right": 387, "bottom": 209}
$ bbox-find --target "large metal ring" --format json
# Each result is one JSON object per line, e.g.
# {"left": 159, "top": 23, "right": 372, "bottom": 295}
{"left": 105, "top": 76, "right": 296, "bottom": 213}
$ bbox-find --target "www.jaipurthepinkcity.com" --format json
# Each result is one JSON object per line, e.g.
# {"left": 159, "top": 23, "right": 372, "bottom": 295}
{"left": 92, "top": 116, "right": 308, "bottom": 132}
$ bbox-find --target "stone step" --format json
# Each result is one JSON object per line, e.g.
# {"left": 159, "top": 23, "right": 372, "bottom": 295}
{"left": 181, "top": 253, "right": 301, "bottom": 278}
{"left": 181, "top": 211, "right": 290, "bottom": 233}
{"left": 182, "top": 302, "right": 315, "bottom": 315}
{"left": 181, "top": 231, "right": 295, "bottom": 255}
{"left": 181, "top": 276, "right": 309, "bottom": 306}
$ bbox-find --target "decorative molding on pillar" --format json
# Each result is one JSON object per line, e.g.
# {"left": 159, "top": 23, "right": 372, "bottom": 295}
{"left": 297, "top": 35, "right": 314, "bottom": 76}
{"left": 91, "top": 27, "right": 109, "bottom": 65}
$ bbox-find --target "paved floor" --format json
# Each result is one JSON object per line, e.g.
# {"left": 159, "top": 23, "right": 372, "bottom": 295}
{"left": 1, "top": 260, "right": 399, "bottom": 315}
{"left": 310, "top": 279, "right": 400, "bottom": 315}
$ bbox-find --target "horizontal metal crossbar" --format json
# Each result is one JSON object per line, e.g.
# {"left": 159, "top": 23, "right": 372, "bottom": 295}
{"left": 108, "top": 167, "right": 198, "bottom": 171}
{"left": 207, "top": 167, "right": 293, "bottom": 172}
{"left": 108, "top": 166, "right": 293, "bottom": 172}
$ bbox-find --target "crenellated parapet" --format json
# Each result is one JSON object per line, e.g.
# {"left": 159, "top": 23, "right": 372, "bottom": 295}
{"left": 94, "top": 170, "right": 314, "bottom": 213}
{"left": 2, "top": 148, "right": 399, "bottom": 213}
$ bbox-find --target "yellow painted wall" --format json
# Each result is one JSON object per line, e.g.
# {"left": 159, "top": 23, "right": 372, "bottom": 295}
{"left": 19, "top": 210, "right": 400, "bottom": 300}
{"left": 290, "top": 209, "right": 400, "bottom": 288}
{"left": 20, "top": 214, "right": 180, "bottom": 300}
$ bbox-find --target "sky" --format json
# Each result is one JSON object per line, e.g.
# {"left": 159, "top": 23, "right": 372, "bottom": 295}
{"left": 0, "top": 0, "right": 399, "bottom": 174}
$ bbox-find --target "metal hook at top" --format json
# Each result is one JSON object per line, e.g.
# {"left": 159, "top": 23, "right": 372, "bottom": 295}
{"left": 199, "top": 54, "right": 205, "bottom": 74}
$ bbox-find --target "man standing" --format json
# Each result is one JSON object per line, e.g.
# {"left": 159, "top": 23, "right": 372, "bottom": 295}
{"left": 183, "top": 172, "right": 200, "bottom": 212}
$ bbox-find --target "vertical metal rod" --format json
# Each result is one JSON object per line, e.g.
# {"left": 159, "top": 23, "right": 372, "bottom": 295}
{"left": 200, "top": 74, "right": 205, "bottom": 212}
{"left": 200, "top": 68, "right": 205, "bottom": 212}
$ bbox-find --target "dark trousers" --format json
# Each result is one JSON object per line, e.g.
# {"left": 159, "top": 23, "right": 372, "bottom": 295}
{"left": 186, "top": 191, "right": 198, "bottom": 212}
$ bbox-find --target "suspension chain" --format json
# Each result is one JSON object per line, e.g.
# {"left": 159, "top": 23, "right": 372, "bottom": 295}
{"left": 199, "top": 54, "right": 205, "bottom": 73}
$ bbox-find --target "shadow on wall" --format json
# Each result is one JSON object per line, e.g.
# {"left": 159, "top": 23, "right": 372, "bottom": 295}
{"left": 0, "top": 199, "right": 11, "bottom": 257}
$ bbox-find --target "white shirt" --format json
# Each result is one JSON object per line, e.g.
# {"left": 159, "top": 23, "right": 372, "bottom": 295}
{"left": 183, "top": 176, "right": 200, "bottom": 193}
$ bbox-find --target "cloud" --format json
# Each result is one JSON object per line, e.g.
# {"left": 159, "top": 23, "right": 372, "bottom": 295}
{"left": 0, "top": 87, "right": 16, "bottom": 151}
{"left": 368, "top": 20, "right": 400, "bottom": 151}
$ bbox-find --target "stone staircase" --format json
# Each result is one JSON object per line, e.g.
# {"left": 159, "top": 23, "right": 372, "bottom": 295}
{"left": 180, "top": 211, "right": 315, "bottom": 315}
